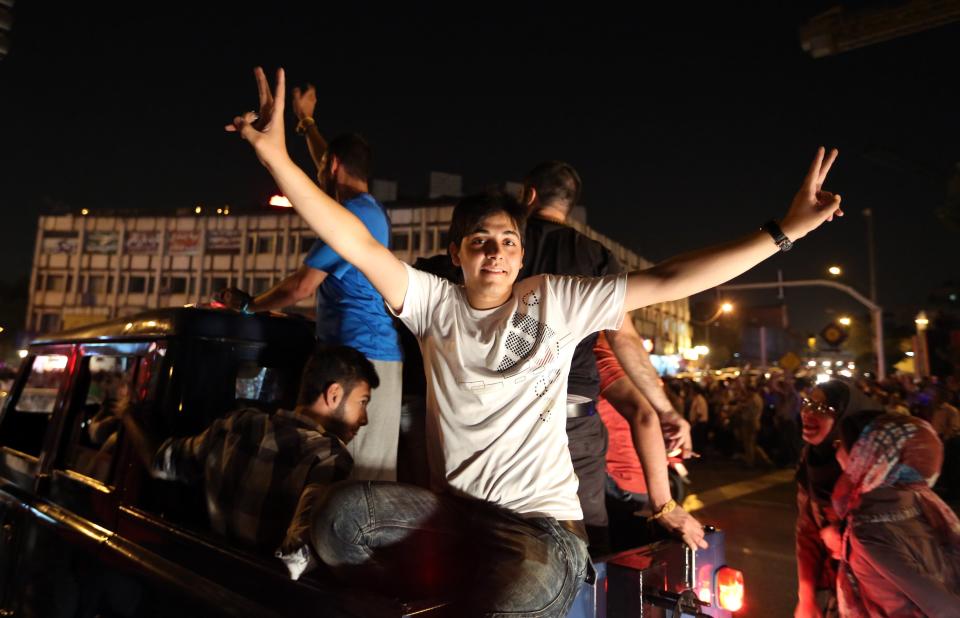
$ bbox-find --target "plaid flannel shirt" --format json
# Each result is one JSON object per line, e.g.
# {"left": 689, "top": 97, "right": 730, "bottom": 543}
{"left": 153, "top": 407, "right": 352, "bottom": 554}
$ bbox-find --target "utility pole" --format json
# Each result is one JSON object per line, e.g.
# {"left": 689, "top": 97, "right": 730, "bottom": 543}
{"left": 864, "top": 208, "right": 878, "bottom": 304}
{"left": 863, "top": 208, "right": 885, "bottom": 378}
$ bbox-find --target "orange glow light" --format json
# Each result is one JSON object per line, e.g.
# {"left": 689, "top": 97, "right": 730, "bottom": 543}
{"left": 716, "top": 567, "right": 744, "bottom": 612}
{"left": 269, "top": 195, "right": 293, "bottom": 208}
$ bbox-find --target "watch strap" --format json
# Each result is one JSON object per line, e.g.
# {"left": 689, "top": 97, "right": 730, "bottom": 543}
{"left": 761, "top": 220, "right": 793, "bottom": 252}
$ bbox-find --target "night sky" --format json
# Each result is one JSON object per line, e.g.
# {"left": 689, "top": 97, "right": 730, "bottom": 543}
{"left": 0, "top": 2, "right": 957, "bottom": 337}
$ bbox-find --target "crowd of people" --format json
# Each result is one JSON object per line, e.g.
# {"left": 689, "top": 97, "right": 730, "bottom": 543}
{"left": 650, "top": 370, "right": 960, "bottom": 616}
{"left": 116, "top": 63, "right": 957, "bottom": 617}
{"left": 660, "top": 373, "right": 960, "bottom": 486}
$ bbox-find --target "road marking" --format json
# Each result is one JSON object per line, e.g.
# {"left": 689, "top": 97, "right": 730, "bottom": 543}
{"left": 682, "top": 469, "right": 795, "bottom": 513}
{"left": 739, "top": 546, "right": 794, "bottom": 562}
{"left": 737, "top": 497, "right": 796, "bottom": 510}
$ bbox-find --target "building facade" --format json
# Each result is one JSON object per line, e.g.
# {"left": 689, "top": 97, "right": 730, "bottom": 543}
{"left": 27, "top": 204, "right": 691, "bottom": 356}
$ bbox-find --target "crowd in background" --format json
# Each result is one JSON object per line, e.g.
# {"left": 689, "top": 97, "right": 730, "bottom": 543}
{"left": 662, "top": 371, "right": 960, "bottom": 499}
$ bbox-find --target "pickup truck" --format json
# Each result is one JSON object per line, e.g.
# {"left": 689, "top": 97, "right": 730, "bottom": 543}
{"left": 0, "top": 307, "right": 742, "bottom": 617}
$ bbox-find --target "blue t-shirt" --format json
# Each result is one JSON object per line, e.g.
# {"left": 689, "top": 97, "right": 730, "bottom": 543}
{"left": 304, "top": 193, "right": 402, "bottom": 361}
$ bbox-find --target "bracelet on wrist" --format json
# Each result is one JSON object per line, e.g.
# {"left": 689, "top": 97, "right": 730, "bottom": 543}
{"left": 295, "top": 117, "right": 316, "bottom": 135}
{"left": 652, "top": 498, "right": 678, "bottom": 520}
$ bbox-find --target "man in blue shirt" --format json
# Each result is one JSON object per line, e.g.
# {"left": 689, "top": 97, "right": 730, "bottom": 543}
{"left": 225, "top": 93, "right": 402, "bottom": 481}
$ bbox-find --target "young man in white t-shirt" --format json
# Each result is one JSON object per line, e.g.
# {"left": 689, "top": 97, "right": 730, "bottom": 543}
{"left": 227, "top": 67, "right": 842, "bottom": 616}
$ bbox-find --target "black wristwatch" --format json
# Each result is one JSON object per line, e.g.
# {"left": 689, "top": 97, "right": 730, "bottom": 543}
{"left": 761, "top": 220, "right": 793, "bottom": 252}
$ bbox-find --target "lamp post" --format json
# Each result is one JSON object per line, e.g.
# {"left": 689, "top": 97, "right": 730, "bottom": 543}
{"left": 915, "top": 310, "right": 930, "bottom": 378}
{"left": 864, "top": 209, "right": 878, "bottom": 305}
{"left": 828, "top": 265, "right": 842, "bottom": 277}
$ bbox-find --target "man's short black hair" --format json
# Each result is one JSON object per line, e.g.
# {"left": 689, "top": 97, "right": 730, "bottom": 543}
{"left": 297, "top": 344, "right": 379, "bottom": 408}
{"left": 523, "top": 160, "right": 582, "bottom": 212}
{"left": 447, "top": 191, "right": 527, "bottom": 252}
{"left": 327, "top": 133, "right": 372, "bottom": 183}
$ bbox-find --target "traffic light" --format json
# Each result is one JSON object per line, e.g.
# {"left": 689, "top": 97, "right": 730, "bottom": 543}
{"left": 0, "top": 0, "right": 14, "bottom": 60}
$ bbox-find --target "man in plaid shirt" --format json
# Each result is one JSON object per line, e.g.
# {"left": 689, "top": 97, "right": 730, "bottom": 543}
{"left": 122, "top": 344, "right": 378, "bottom": 578}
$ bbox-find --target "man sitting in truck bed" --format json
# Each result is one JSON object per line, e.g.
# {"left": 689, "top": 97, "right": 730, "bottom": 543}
{"left": 118, "top": 343, "right": 378, "bottom": 577}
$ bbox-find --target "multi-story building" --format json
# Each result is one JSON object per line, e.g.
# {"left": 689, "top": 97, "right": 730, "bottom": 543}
{"left": 26, "top": 184, "right": 692, "bottom": 358}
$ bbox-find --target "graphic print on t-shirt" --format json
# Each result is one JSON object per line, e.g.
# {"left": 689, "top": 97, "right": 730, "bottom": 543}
{"left": 489, "top": 294, "right": 575, "bottom": 423}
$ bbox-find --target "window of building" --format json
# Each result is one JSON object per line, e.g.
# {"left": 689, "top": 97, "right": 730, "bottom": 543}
{"left": 275, "top": 236, "right": 284, "bottom": 255}
{"left": 256, "top": 235, "right": 274, "bottom": 254}
{"left": 246, "top": 236, "right": 254, "bottom": 255}
{"left": 299, "top": 236, "right": 315, "bottom": 254}
{"left": 252, "top": 277, "right": 271, "bottom": 295}
{"left": 392, "top": 231, "right": 409, "bottom": 251}
{"left": 0, "top": 354, "right": 69, "bottom": 457}
{"left": 45, "top": 274, "right": 66, "bottom": 292}
{"left": 211, "top": 276, "right": 229, "bottom": 295}
{"left": 438, "top": 230, "right": 449, "bottom": 250}
{"left": 412, "top": 231, "right": 421, "bottom": 252}
{"left": 39, "top": 313, "right": 61, "bottom": 333}
{"left": 59, "top": 355, "right": 138, "bottom": 485}
{"left": 35, "top": 275, "right": 44, "bottom": 291}
{"left": 88, "top": 275, "right": 107, "bottom": 294}
{"left": 161, "top": 276, "right": 188, "bottom": 295}
{"left": 128, "top": 275, "right": 147, "bottom": 294}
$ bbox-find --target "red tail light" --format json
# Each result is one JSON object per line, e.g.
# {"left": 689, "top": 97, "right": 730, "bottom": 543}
{"left": 715, "top": 566, "right": 744, "bottom": 612}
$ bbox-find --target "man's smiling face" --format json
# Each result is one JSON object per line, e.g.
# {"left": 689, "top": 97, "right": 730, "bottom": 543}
{"left": 450, "top": 211, "right": 524, "bottom": 307}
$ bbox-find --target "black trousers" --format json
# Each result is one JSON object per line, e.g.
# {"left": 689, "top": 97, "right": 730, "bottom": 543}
{"left": 566, "top": 412, "right": 610, "bottom": 556}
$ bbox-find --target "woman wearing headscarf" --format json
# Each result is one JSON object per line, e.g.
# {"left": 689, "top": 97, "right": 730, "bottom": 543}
{"left": 831, "top": 412, "right": 960, "bottom": 617}
{"left": 795, "top": 379, "right": 880, "bottom": 618}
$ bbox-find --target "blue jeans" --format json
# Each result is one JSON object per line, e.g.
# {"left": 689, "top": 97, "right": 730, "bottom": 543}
{"left": 312, "top": 482, "right": 590, "bottom": 617}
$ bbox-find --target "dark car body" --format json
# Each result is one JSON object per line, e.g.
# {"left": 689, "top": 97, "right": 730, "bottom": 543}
{"left": 0, "top": 308, "right": 736, "bottom": 617}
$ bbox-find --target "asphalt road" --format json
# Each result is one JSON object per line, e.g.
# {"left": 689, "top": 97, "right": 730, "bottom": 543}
{"left": 682, "top": 457, "right": 802, "bottom": 617}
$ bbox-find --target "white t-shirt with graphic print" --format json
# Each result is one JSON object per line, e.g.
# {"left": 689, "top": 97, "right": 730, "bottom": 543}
{"left": 394, "top": 262, "right": 627, "bottom": 520}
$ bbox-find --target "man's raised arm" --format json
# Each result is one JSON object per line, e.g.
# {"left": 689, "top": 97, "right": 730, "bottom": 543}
{"left": 226, "top": 67, "right": 408, "bottom": 311}
{"left": 624, "top": 147, "right": 840, "bottom": 312}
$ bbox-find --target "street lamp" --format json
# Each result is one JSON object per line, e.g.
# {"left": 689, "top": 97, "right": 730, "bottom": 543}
{"left": 692, "top": 301, "right": 735, "bottom": 326}
{"left": 838, "top": 316, "right": 852, "bottom": 326}
{"left": 828, "top": 265, "right": 842, "bottom": 276}
{"left": 915, "top": 310, "right": 930, "bottom": 378}
{"left": 690, "top": 301, "right": 734, "bottom": 370}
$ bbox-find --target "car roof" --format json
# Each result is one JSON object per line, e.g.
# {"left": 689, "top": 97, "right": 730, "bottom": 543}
{"left": 30, "top": 307, "right": 315, "bottom": 346}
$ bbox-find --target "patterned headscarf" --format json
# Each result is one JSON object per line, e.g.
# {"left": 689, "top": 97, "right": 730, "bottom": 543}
{"left": 832, "top": 414, "right": 960, "bottom": 617}
{"left": 832, "top": 413, "right": 958, "bottom": 541}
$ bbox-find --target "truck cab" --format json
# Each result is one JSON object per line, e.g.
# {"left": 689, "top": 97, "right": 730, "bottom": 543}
{"left": 0, "top": 308, "right": 741, "bottom": 617}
